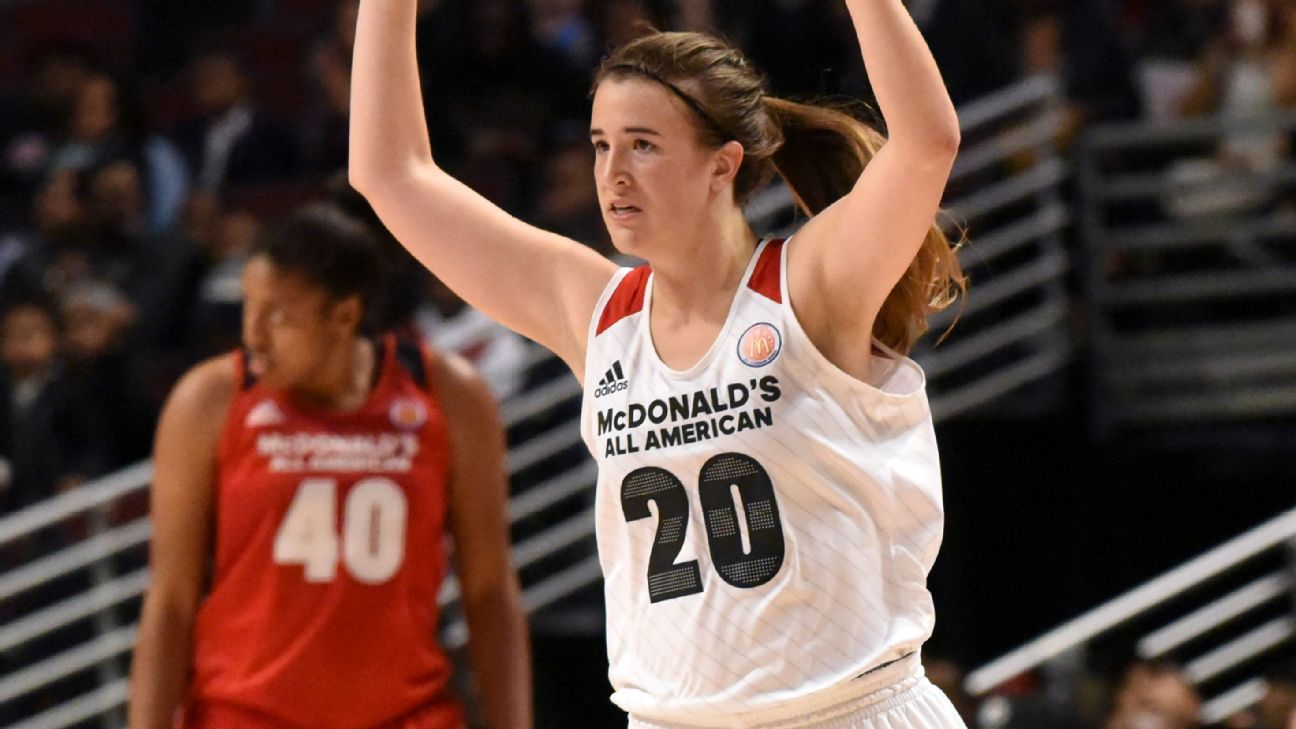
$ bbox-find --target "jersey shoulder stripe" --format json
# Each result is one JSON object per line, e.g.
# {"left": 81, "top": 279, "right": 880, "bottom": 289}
{"left": 746, "top": 238, "right": 785, "bottom": 303}
{"left": 596, "top": 265, "right": 651, "bottom": 335}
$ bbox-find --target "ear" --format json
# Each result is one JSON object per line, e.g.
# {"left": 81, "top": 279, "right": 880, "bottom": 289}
{"left": 710, "top": 140, "right": 745, "bottom": 194}
{"left": 330, "top": 295, "right": 364, "bottom": 332}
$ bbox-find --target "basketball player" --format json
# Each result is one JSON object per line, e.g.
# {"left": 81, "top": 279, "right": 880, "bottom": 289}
{"left": 350, "top": 0, "right": 967, "bottom": 726}
{"left": 127, "top": 206, "right": 531, "bottom": 729}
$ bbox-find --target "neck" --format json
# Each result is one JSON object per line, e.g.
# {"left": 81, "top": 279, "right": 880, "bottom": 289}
{"left": 648, "top": 205, "right": 756, "bottom": 321}
{"left": 292, "top": 336, "right": 375, "bottom": 411}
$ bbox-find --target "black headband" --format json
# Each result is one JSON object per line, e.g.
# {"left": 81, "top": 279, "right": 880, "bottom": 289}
{"left": 606, "top": 63, "right": 732, "bottom": 141}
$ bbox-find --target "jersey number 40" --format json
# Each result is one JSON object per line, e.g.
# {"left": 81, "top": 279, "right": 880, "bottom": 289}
{"left": 621, "top": 453, "right": 786, "bottom": 603}
{"left": 273, "top": 477, "right": 408, "bottom": 584}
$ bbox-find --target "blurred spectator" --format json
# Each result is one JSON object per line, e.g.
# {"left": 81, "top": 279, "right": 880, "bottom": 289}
{"left": 1256, "top": 661, "right": 1296, "bottom": 729}
{"left": 173, "top": 46, "right": 297, "bottom": 193}
{"left": 0, "top": 44, "right": 96, "bottom": 227}
{"left": 1134, "top": 0, "right": 1230, "bottom": 122}
{"left": 0, "top": 297, "right": 107, "bottom": 512}
{"left": 33, "top": 158, "right": 195, "bottom": 315}
{"left": 1105, "top": 661, "right": 1201, "bottom": 729}
{"left": 534, "top": 126, "right": 611, "bottom": 255}
{"left": 1019, "top": 0, "right": 1140, "bottom": 144}
{"left": 60, "top": 282, "right": 153, "bottom": 468}
{"left": 302, "top": 0, "right": 360, "bottom": 174}
{"left": 1162, "top": 0, "right": 1296, "bottom": 219}
{"left": 47, "top": 70, "right": 190, "bottom": 232}
{"left": 186, "top": 197, "right": 259, "bottom": 355}
{"left": 20, "top": 168, "right": 95, "bottom": 296}
{"left": 527, "top": 0, "right": 599, "bottom": 71}
{"left": 1181, "top": 0, "right": 1296, "bottom": 152}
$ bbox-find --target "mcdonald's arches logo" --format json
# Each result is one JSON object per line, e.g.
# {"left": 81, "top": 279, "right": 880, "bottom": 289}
{"left": 738, "top": 322, "right": 782, "bottom": 368}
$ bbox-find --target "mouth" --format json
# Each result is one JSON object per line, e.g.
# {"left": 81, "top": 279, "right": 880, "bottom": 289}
{"left": 247, "top": 355, "right": 268, "bottom": 376}
{"left": 608, "top": 203, "right": 642, "bottom": 220}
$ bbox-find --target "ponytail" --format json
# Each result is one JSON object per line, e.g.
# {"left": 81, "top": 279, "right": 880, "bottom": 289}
{"left": 764, "top": 97, "right": 966, "bottom": 355}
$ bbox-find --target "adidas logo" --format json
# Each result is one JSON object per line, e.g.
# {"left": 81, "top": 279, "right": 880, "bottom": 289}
{"left": 245, "top": 399, "right": 286, "bottom": 428}
{"left": 594, "top": 361, "right": 629, "bottom": 398}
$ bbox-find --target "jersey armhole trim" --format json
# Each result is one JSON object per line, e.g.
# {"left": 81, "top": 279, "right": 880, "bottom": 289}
{"left": 747, "top": 238, "right": 785, "bottom": 303}
{"left": 595, "top": 266, "right": 650, "bottom": 336}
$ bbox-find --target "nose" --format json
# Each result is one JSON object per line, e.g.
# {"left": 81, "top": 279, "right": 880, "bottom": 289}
{"left": 242, "top": 306, "right": 267, "bottom": 353}
{"left": 599, "top": 145, "right": 632, "bottom": 190}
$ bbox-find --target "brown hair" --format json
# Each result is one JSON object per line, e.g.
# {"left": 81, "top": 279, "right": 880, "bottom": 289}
{"left": 594, "top": 32, "right": 965, "bottom": 354}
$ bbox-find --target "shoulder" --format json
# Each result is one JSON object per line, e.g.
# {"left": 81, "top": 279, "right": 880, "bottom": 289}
{"left": 427, "top": 349, "right": 498, "bottom": 422}
{"left": 158, "top": 353, "right": 239, "bottom": 442}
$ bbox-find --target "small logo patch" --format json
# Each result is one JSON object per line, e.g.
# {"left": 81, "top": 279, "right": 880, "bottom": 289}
{"left": 389, "top": 398, "right": 428, "bottom": 430}
{"left": 738, "top": 323, "right": 781, "bottom": 367}
{"left": 245, "top": 400, "right": 286, "bottom": 428}
{"left": 594, "top": 360, "right": 629, "bottom": 398}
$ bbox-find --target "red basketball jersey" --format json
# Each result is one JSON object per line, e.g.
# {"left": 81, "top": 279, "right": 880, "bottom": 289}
{"left": 183, "top": 336, "right": 464, "bottom": 729}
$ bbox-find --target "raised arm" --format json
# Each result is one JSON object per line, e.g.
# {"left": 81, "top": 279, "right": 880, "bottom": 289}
{"left": 348, "top": 0, "right": 616, "bottom": 378}
{"left": 790, "top": 0, "right": 961, "bottom": 339}
{"left": 127, "top": 358, "right": 233, "bottom": 729}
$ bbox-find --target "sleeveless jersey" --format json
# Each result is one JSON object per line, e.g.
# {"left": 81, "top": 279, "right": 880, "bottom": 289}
{"left": 185, "top": 335, "right": 464, "bottom": 729}
{"left": 579, "top": 239, "right": 945, "bottom": 725}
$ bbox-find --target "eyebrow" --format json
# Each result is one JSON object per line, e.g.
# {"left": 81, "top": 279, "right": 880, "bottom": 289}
{"left": 589, "top": 126, "right": 663, "bottom": 138}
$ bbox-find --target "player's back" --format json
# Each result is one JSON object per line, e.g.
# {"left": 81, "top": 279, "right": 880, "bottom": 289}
{"left": 184, "top": 335, "right": 462, "bottom": 729}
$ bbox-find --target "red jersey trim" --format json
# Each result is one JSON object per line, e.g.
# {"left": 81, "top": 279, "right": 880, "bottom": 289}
{"left": 596, "top": 266, "right": 651, "bottom": 335}
{"left": 747, "top": 239, "right": 785, "bottom": 304}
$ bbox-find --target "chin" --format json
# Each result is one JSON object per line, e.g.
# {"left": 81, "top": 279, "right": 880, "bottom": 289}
{"left": 606, "top": 227, "right": 653, "bottom": 259}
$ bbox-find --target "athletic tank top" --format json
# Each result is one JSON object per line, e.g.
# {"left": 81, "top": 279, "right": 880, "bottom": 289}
{"left": 579, "top": 239, "right": 945, "bottom": 725}
{"left": 185, "top": 335, "right": 463, "bottom": 729}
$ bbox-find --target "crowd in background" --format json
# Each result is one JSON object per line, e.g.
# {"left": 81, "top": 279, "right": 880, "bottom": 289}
{"left": 1, "top": 0, "right": 1295, "bottom": 726}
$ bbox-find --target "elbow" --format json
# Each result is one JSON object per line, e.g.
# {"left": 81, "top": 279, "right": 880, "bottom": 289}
{"left": 929, "top": 113, "right": 962, "bottom": 160}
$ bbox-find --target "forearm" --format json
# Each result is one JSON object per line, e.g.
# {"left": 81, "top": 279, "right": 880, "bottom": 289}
{"left": 127, "top": 597, "right": 196, "bottom": 729}
{"left": 463, "top": 584, "right": 532, "bottom": 729}
{"left": 349, "top": 0, "right": 436, "bottom": 189}
{"left": 844, "top": 0, "right": 960, "bottom": 149}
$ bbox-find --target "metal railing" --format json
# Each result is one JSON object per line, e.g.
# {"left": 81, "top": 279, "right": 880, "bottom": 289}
{"left": 966, "top": 507, "right": 1296, "bottom": 724}
{"left": 0, "top": 74, "right": 1077, "bottom": 728}
{"left": 1077, "top": 110, "right": 1296, "bottom": 435}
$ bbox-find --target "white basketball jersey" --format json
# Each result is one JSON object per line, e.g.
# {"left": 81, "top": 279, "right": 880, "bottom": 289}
{"left": 579, "top": 239, "right": 946, "bottom": 725}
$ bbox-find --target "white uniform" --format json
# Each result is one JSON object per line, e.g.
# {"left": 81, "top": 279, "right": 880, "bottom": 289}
{"left": 580, "top": 239, "right": 965, "bottom": 728}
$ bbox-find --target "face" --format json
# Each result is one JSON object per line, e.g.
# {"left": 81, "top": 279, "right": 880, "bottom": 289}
{"left": 1108, "top": 667, "right": 1201, "bottom": 729}
{"left": 240, "top": 256, "right": 360, "bottom": 391}
{"left": 590, "top": 78, "right": 739, "bottom": 258}
{"left": 192, "top": 56, "right": 247, "bottom": 114}
{"left": 1, "top": 307, "right": 59, "bottom": 377}
{"left": 35, "top": 170, "right": 85, "bottom": 235}
{"left": 73, "top": 76, "right": 118, "bottom": 142}
{"left": 90, "top": 160, "right": 143, "bottom": 228}
{"left": 64, "top": 301, "right": 128, "bottom": 360}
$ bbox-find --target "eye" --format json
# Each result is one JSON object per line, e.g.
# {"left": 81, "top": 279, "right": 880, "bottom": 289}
{"left": 593, "top": 140, "right": 610, "bottom": 152}
{"left": 633, "top": 139, "right": 656, "bottom": 152}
